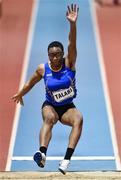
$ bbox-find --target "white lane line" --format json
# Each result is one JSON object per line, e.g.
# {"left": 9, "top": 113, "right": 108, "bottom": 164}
{"left": 12, "top": 156, "right": 115, "bottom": 161}
{"left": 89, "top": 0, "right": 121, "bottom": 170}
{"left": 5, "top": 0, "right": 39, "bottom": 171}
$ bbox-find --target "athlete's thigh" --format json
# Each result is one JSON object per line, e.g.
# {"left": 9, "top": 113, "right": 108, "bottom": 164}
{"left": 42, "top": 105, "right": 59, "bottom": 124}
{"left": 61, "top": 108, "right": 83, "bottom": 126}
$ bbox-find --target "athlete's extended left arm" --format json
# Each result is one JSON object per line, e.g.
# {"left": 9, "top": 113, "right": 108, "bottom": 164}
{"left": 66, "top": 4, "right": 79, "bottom": 69}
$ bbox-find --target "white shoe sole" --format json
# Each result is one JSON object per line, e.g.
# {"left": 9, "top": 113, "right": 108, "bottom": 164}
{"left": 58, "top": 167, "right": 66, "bottom": 175}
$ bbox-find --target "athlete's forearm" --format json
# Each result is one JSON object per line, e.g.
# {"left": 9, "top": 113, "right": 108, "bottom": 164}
{"left": 69, "top": 22, "right": 77, "bottom": 48}
{"left": 18, "top": 68, "right": 42, "bottom": 97}
{"left": 18, "top": 82, "right": 35, "bottom": 97}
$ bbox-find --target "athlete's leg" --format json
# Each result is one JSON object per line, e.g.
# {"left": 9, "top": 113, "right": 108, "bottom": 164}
{"left": 61, "top": 108, "right": 83, "bottom": 149}
{"left": 34, "top": 105, "right": 59, "bottom": 168}
{"left": 58, "top": 108, "right": 83, "bottom": 174}
{"left": 40, "top": 105, "right": 59, "bottom": 148}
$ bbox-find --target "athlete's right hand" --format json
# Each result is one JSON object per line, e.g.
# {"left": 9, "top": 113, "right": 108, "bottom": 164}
{"left": 11, "top": 93, "right": 24, "bottom": 106}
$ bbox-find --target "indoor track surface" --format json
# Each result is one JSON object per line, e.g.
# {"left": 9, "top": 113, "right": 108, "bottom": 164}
{"left": 0, "top": 0, "right": 121, "bottom": 175}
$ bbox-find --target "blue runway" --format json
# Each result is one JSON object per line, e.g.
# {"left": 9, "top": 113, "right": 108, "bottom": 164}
{"left": 11, "top": 0, "right": 116, "bottom": 171}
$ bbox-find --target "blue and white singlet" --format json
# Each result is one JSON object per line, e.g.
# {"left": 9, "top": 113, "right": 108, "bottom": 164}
{"left": 43, "top": 62, "right": 77, "bottom": 106}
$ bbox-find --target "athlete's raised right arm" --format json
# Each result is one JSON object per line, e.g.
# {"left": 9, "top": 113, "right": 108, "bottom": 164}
{"left": 11, "top": 64, "right": 44, "bottom": 106}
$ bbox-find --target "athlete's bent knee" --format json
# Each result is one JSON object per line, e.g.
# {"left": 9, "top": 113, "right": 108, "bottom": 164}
{"left": 79, "top": 117, "right": 83, "bottom": 128}
{"left": 75, "top": 115, "right": 83, "bottom": 129}
{"left": 44, "top": 113, "right": 57, "bottom": 126}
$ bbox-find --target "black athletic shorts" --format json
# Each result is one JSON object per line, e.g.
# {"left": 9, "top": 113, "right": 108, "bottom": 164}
{"left": 42, "top": 100, "right": 76, "bottom": 120}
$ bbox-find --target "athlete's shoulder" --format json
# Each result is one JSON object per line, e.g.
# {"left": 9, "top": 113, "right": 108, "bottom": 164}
{"left": 36, "top": 64, "right": 45, "bottom": 77}
{"left": 65, "top": 57, "right": 76, "bottom": 71}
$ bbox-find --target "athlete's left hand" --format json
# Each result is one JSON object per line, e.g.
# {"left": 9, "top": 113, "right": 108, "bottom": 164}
{"left": 66, "top": 4, "right": 79, "bottom": 23}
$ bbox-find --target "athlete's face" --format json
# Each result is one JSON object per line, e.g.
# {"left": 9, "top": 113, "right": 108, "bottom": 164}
{"left": 48, "top": 47, "right": 64, "bottom": 68}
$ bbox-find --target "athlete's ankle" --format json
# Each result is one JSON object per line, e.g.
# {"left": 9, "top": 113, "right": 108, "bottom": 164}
{"left": 64, "top": 147, "right": 74, "bottom": 160}
{"left": 39, "top": 146, "right": 47, "bottom": 156}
